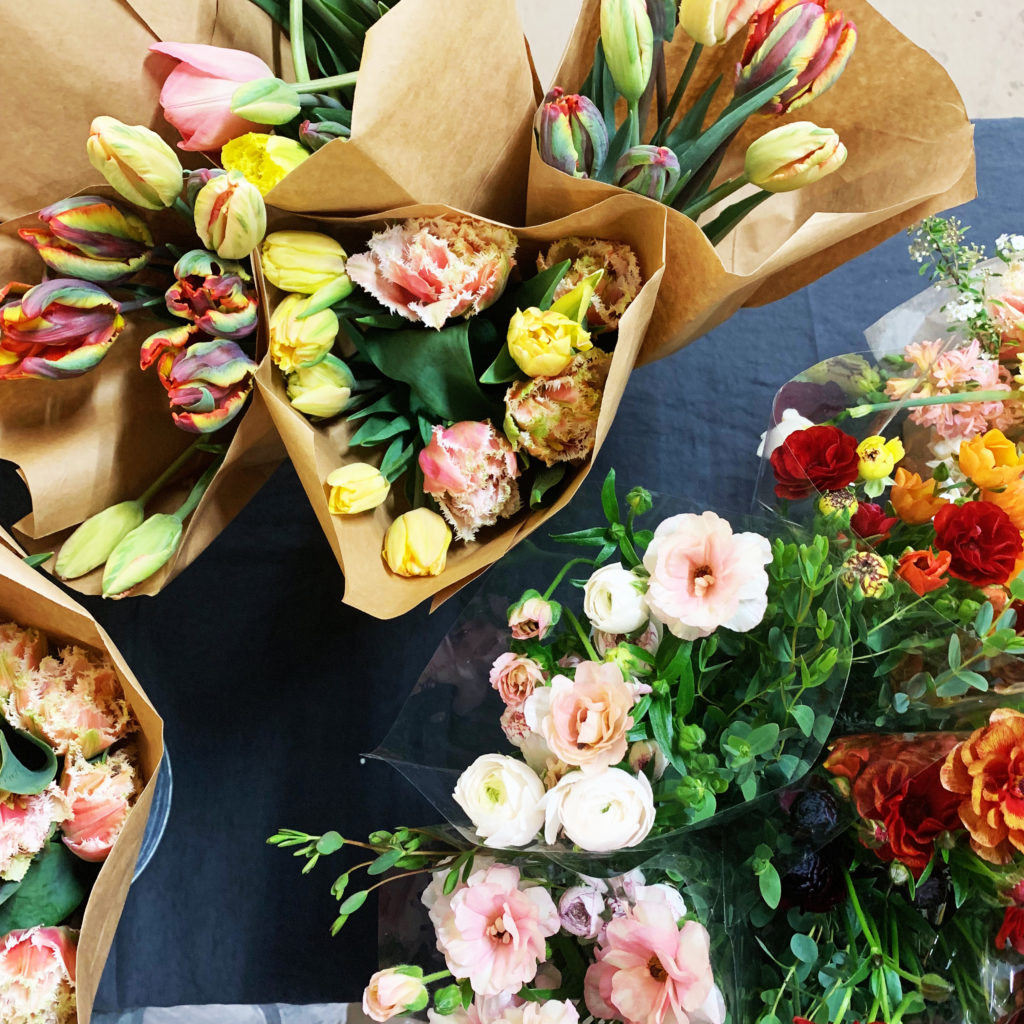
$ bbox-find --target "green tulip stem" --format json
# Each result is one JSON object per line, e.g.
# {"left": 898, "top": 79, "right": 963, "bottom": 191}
{"left": 136, "top": 439, "right": 204, "bottom": 508}
{"left": 681, "top": 174, "right": 750, "bottom": 220}
{"left": 171, "top": 196, "right": 194, "bottom": 222}
{"left": 652, "top": 42, "right": 703, "bottom": 146}
{"left": 171, "top": 456, "right": 224, "bottom": 525}
{"left": 294, "top": 72, "right": 359, "bottom": 93}
{"left": 290, "top": 0, "right": 311, "bottom": 84}
{"left": 848, "top": 388, "right": 1020, "bottom": 419}
{"left": 118, "top": 295, "right": 167, "bottom": 314}
{"left": 626, "top": 102, "right": 640, "bottom": 150}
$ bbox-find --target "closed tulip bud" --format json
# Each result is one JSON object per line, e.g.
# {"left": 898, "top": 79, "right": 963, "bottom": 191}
{"left": 193, "top": 170, "right": 267, "bottom": 260}
{"left": 536, "top": 88, "right": 609, "bottom": 179}
{"left": 269, "top": 293, "right": 339, "bottom": 373}
{"left": 327, "top": 462, "right": 390, "bottom": 515}
{"left": 600, "top": 0, "right": 655, "bottom": 103}
{"left": 261, "top": 230, "right": 353, "bottom": 315}
{"left": 382, "top": 508, "right": 452, "bottom": 577}
{"left": 230, "top": 77, "right": 301, "bottom": 125}
{"left": 678, "top": 0, "right": 761, "bottom": 45}
{"left": 55, "top": 501, "right": 145, "bottom": 579}
{"left": 221, "top": 132, "right": 310, "bottom": 195}
{"left": 744, "top": 122, "right": 846, "bottom": 192}
{"left": 286, "top": 353, "right": 354, "bottom": 418}
{"left": 102, "top": 514, "right": 183, "bottom": 598}
{"left": 86, "top": 116, "right": 184, "bottom": 210}
{"left": 184, "top": 168, "right": 226, "bottom": 208}
{"left": 299, "top": 119, "right": 350, "bottom": 151}
{"left": 614, "top": 145, "right": 681, "bottom": 201}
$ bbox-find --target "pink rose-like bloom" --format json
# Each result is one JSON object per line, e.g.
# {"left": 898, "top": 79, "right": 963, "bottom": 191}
{"left": 642, "top": 512, "right": 772, "bottom": 641}
{"left": 362, "top": 967, "right": 427, "bottom": 1022}
{"left": 346, "top": 216, "right": 517, "bottom": 330}
{"left": 149, "top": 42, "right": 272, "bottom": 151}
{"left": 585, "top": 902, "right": 724, "bottom": 1024}
{"left": 0, "top": 622, "right": 46, "bottom": 700}
{"left": 505, "top": 349, "right": 611, "bottom": 466}
{"left": 559, "top": 884, "right": 605, "bottom": 939}
{"left": 493, "top": 1000, "right": 580, "bottom": 1024}
{"left": 593, "top": 618, "right": 662, "bottom": 659}
{"left": 59, "top": 749, "right": 139, "bottom": 862}
{"left": 0, "top": 785, "right": 72, "bottom": 882}
{"left": 0, "top": 926, "right": 77, "bottom": 1024}
{"left": 491, "top": 653, "right": 545, "bottom": 708}
{"left": 420, "top": 422, "right": 522, "bottom": 542}
{"left": 424, "top": 861, "right": 559, "bottom": 996}
{"left": 990, "top": 262, "right": 1024, "bottom": 344}
{"left": 509, "top": 597, "right": 556, "bottom": 640}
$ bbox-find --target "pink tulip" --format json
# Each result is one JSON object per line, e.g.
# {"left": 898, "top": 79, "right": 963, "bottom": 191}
{"left": 0, "top": 786, "right": 71, "bottom": 883}
{"left": 0, "top": 926, "right": 77, "bottom": 1024}
{"left": 149, "top": 42, "right": 273, "bottom": 151}
{"left": 59, "top": 750, "right": 138, "bottom": 862}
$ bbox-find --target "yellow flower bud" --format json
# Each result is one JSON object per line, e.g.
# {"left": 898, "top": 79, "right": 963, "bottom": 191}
{"left": 817, "top": 488, "right": 858, "bottom": 519}
{"left": 839, "top": 550, "right": 889, "bottom": 599}
{"left": 101, "top": 514, "right": 182, "bottom": 598}
{"left": 86, "top": 116, "right": 184, "bottom": 210}
{"left": 382, "top": 508, "right": 452, "bottom": 578}
{"left": 221, "top": 133, "right": 310, "bottom": 196}
{"left": 744, "top": 122, "right": 847, "bottom": 193}
{"left": 269, "top": 293, "right": 339, "bottom": 373}
{"left": 856, "top": 435, "right": 905, "bottom": 481}
{"left": 507, "top": 307, "right": 592, "bottom": 378}
{"left": 327, "top": 463, "right": 390, "bottom": 515}
{"left": 286, "top": 354, "right": 354, "bottom": 419}
{"left": 56, "top": 500, "right": 144, "bottom": 579}
{"left": 193, "top": 170, "right": 267, "bottom": 260}
{"left": 262, "top": 230, "right": 350, "bottom": 292}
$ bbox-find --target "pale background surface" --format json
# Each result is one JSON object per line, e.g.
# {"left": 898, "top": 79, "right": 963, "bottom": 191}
{"left": 516, "top": 0, "right": 1024, "bottom": 118}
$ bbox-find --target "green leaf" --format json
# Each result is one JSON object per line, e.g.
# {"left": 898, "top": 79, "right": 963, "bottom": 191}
{"left": 598, "top": 116, "right": 635, "bottom": 184}
{"left": 702, "top": 191, "right": 772, "bottom": 246}
{"left": 947, "top": 632, "right": 962, "bottom": 670}
{"left": 759, "top": 864, "right": 782, "bottom": 909}
{"left": 338, "top": 890, "right": 368, "bottom": 915}
{"left": 530, "top": 465, "right": 566, "bottom": 509}
{"left": 379, "top": 438, "right": 415, "bottom": 483}
{"left": 0, "top": 725, "right": 58, "bottom": 795}
{"left": 315, "top": 831, "right": 344, "bottom": 855}
{"left": 649, "top": 695, "right": 686, "bottom": 776}
{"left": 22, "top": 553, "right": 53, "bottom": 569}
{"left": 790, "top": 704, "right": 815, "bottom": 738}
{"left": 348, "top": 414, "right": 411, "bottom": 448}
{"left": 479, "top": 343, "right": 522, "bottom": 385}
{"left": 790, "top": 933, "right": 818, "bottom": 963}
{"left": 664, "top": 75, "right": 722, "bottom": 151}
{"left": 601, "top": 469, "right": 620, "bottom": 524}
{"left": 0, "top": 844, "right": 87, "bottom": 931}
{"left": 512, "top": 260, "right": 572, "bottom": 313}
{"left": 366, "top": 846, "right": 404, "bottom": 876}
{"left": 347, "top": 391, "right": 405, "bottom": 422}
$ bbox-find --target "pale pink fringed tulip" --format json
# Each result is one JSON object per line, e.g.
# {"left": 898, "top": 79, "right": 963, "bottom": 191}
{"left": 0, "top": 926, "right": 77, "bottom": 1024}
{"left": 0, "top": 786, "right": 71, "bottom": 883}
{"left": 59, "top": 750, "right": 139, "bottom": 862}
{"left": 0, "top": 623, "right": 46, "bottom": 702}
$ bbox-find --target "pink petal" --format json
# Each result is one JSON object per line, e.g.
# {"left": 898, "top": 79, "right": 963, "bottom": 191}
{"left": 149, "top": 41, "right": 272, "bottom": 82}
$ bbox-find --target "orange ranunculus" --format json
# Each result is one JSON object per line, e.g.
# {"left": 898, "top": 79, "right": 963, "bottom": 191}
{"left": 959, "top": 429, "right": 1024, "bottom": 489}
{"left": 891, "top": 468, "right": 948, "bottom": 524}
{"left": 896, "top": 548, "right": 951, "bottom": 596}
{"left": 941, "top": 708, "right": 1024, "bottom": 864}
{"left": 983, "top": 480, "right": 1024, "bottom": 531}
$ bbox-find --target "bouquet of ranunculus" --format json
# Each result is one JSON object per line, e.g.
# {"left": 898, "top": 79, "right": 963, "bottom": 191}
{"left": 0, "top": 533, "right": 164, "bottom": 1024}
{"left": 255, "top": 197, "right": 667, "bottom": 618}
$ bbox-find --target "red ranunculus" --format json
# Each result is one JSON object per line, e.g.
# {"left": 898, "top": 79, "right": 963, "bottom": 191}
{"left": 896, "top": 548, "right": 951, "bottom": 596}
{"left": 997, "top": 906, "right": 1024, "bottom": 954}
{"left": 933, "top": 500, "right": 1023, "bottom": 586}
{"left": 850, "top": 502, "right": 898, "bottom": 541}
{"left": 770, "top": 425, "right": 859, "bottom": 500}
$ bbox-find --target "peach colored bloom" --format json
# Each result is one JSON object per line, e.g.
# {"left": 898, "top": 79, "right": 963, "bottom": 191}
{"left": 0, "top": 623, "right": 46, "bottom": 702}
{"left": 509, "top": 597, "right": 556, "bottom": 640}
{"left": 983, "top": 480, "right": 1024, "bottom": 531}
{"left": 890, "top": 468, "right": 948, "bottom": 525}
{"left": 959, "top": 429, "right": 1024, "bottom": 489}
{"left": 0, "top": 926, "right": 77, "bottom": 1024}
{"left": 363, "top": 967, "right": 427, "bottom": 1022}
{"left": 59, "top": 749, "right": 139, "bottom": 862}
{"left": 584, "top": 901, "right": 724, "bottom": 1024}
{"left": 0, "top": 785, "right": 71, "bottom": 882}
{"left": 490, "top": 653, "right": 545, "bottom": 708}
{"left": 642, "top": 512, "right": 771, "bottom": 641}
{"left": 492, "top": 999, "right": 580, "bottom": 1024}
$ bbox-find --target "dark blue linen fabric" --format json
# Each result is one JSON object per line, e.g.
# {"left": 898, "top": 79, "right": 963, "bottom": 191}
{"left": 0, "top": 118, "right": 1019, "bottom": 1009}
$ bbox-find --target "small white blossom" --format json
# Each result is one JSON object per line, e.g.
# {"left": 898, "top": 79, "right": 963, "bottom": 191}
{"left": 945, "top": 296, "right": 983, "bottom": 322}
{"left": 996, "top": 233, "right": 1024, "bottom": 256}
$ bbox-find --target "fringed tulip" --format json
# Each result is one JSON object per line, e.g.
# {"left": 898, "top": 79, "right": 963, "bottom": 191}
{"left": 0, "top": 623, "right": 46, "bottom": 703}
{"left": 86, "top": 116, "right": 183, "bottom": 210}
{"left": 222, "top": 132, "right": 309, "bottom": 195}
{"left": 0, "top": 926, "right": 77, "bottom": 1024}
{"left": 59, "top": 749, "right": 138, "bottom": 862}
{"left": 0, "top": 786, "right": 72, "bottom": 882}
{"left": 193, "top": 170, "right": 267, "bottom": 260}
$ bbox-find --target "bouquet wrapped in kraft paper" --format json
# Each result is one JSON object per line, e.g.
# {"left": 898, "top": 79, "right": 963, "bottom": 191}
{"left": 0, "top": 532, "right": 164, "bottom": 1023}
{"left": 255, "top": 194, "right": 666, "bottom": 618}
{"left": 526, "top": 0, "right": 976, "bottom": 363}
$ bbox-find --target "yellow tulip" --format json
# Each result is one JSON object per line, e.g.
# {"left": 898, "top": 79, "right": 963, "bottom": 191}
{"left": 507, "top": 307, "right": 591, "bottom": 378}
{"left": 745, "top": 122, "right": 847, "bottom": 193}
{"left": 382, "top": 508, "right": 452, "bottom": 577}
{"left": 269, "top": 293, "right": 339, "bottom": 373}
{"left": 86, "top": 116, "right": 183, "bottom": 210}
{"left": 326, "top": 463, "right": 390, "bottom": 515}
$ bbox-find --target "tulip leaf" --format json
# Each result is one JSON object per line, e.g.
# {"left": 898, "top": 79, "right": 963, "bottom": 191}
{"left": 21, "top": 552, "right": 53, "bottom": 570}
{"left": 663, "top": 75, "right": 721, "bottom": 151}
{"left": 0, "top": 843, "right": 88, "bottom": 932}
{"left": 511, "top": 260, "right": 571, "bottom": 313}
{"left": 0, "top": 724, "right": 58, "bottom": 795}
{"left": 703, "top": 192, "right": 772, "bottom": 246}
{"left": 355, "top": 314, "right": 409, "bottom": 329}
{"left": 530, "top": 465, "right": 566, "bottom": 509}
{"left": 597, "top": 116, "right": 636, "bottom": 185}
{"left": 479, "top": 344, "right": 521, "bottom": 385}
{"left": 379, "top": 438, "right": 415, "bottom": 483}
{"left": 348, "top": 414, "right": 411, "bottom": 448}
{"left": 347, "top": 392, "right": 406, "bottom": 422}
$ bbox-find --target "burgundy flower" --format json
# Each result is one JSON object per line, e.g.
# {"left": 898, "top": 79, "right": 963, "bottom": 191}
{"left": 934, "top": 500, "right": 1024, "bottom": 587}
{"left": 850, "top": 502, "right": 898, "bottom": 541}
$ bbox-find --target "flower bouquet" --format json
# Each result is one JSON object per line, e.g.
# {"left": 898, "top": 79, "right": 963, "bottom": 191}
{"left": 0, "top": 531, "right": 164, "bottom": 1023}
{"left": 526, "top": 0, "right": 976, "bottom": 363}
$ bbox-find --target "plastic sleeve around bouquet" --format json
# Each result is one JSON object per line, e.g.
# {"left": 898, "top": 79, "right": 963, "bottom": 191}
{"left": 524, "top": 0, "right": 976, "bottom": 365}
{"left": 253, "top": 195, "right": 666, "bottom": 619}
{"left": 0, "top": 192, "right": 285, "bottom": 598}
{"left": 0, "top": 537, "right": 164, "bottom": 1024}
{"left": 369, "top": 485, "right": 851, "bottom": 874}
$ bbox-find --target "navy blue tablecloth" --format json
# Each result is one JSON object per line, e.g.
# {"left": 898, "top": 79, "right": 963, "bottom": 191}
{"left": 1, "top": 118, "right": 1020, "bottom": 1010}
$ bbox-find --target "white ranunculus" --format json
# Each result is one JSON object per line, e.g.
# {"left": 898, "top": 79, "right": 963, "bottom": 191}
{"left": 453, "top": 753, "right": 545, "bottom": 848}
{"left": 756, "top": 407, "right": 814, "bottom": 458}
{"left": 583, "top": 563, "right": 649, "bottom": 634}
{"left": 634, "top": 884, "right": 687, "bottom": 920}
{"left": 540, "top": 767, "right": 654, "bottom": 851}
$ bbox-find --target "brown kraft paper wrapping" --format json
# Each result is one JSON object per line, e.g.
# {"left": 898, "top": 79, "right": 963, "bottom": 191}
{"left": 525, "top": 0, "right": 976, "bottom": 364}
{"left": 0, "top": 540, "right": 164, "bottom": 1024}
{"left": 254, "top": 195, "right": 667, "bottom": 619}
{"left": 0, "top": 197, "right": 285, "bottom": 598}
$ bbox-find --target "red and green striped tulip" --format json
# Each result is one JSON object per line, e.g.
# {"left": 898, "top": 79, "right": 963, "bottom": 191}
{"left": 735, "top": 0, "right": 856, "bottom": 114}
{"left": 0, "top": 279, "right": 124, "bottom": 380}
{"left": 164, "top": 249, "right": 258, "bottom": 340}
{"left": 614, "top": 145, "right": 681, "bottom": 201}
{"left": 18, "top": 196, "right": 154, "bottom": 284}
{"left": 193, "top": 169, "right": 266, "bottom": 260}
{"left": 157, "top": 338, "right": 257, "bottom": 433}
{"left": 536, "top": 89, "right": 609, "bottom": 180}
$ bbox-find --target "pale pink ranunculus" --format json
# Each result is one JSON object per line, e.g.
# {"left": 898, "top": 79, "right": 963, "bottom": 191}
{"left": 420, "top": 422, "right": 521, "bottom": 541}
{"left": 0, "top": 926, "right": 77, "bottom": 1024}
{"left": 509, "top": 597, "right": 556, "bottom": 640}
{"left": 642, "top": 512, "right": 772, "bottom": 641}
{"left": 490, "top": 652, "right": 545, "bottom": 708}
{"left": 559, "top": 884, "right": 605, "bottom": 939}
{"left": 0, "top": 622, "right": 46, "bottom": 701}
{"left": 59, "top": 749, "right": 138, "bottom": 862}
{"left": 989, "top": 261, "right": 1024, "bottom": 344}
{"left": 492, "top": 999, "right": 580, "bottom": 1024}
{"left": 149, "top": 42, "right": 272, "bottom": 151}
{"left": 584, "top": 901, "right": 724, "bottom": 1024}
{"left": 0, "top": 785, "right": 72, "bottom": 882}
{"left": 426, "top": 861, "right": 559, "bottom": 996}
{"left": 346, "top": 216, "right": 517, "bottom": 330}
{"left": 362, "top": 967, "right": 427, "bottom": 1022}
{"left": 525, "top": 662, "right": 634, "bottom": 771}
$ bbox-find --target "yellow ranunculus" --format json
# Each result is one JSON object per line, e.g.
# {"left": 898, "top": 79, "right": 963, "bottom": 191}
{"left": 959, "top": 429, "right": 1023, "bottom": 489}
{"left": 856, "top": 435, "right": 904, "bottom": 481}
{"left": 507, "top": 307, "right": 592, "bottom": 378}
{"left": 326, "top": 463, "right": 389, "bottom": 515}
{"left": 222, "top": 133, "right": 309, "bottom": 196}
{"left": 382, "top": 508, "right": 452, "bottom": 577}
{"left": 269, "top": 293, "right": 339, "bottom": 374}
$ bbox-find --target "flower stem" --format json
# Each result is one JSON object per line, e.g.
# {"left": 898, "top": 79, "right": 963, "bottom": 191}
{"left": 172, "top": 196, "right": 193, "bottom": 222}
{"left": 171, "top": 456, "right": 224, "bottom": 524}
{"left": 563, "top": 607, "right": 599, "bottom": 661}
{"left": 652, "top": 42, "right": 702, "bottom": 146}
{"left": 421, "top": 970, "right": 451, "bottom": 985}
{"left": 680, "top": 174, "right": 749, "bottom": 220}
{"left": 136, "top": 439, "right": 203, "bottom": 506}
{"left": 626, "top": 102, "right": 640, "bottom": 150}
{"left": 295, "top": 72, "right": 359, "bottom": 93}
{"left": 118, "top": 295, "right": 167, "bottom": 314}
{"left": 848, "top": 389, "right": 1018, "bottom": 418}
{"left": 544, "top": 557, "right": 596, "bottom": 600}
{"left": 842, "top": 867, "right": 881, "bottom": 952}
{"left": 290, "top": 0, "right": 311, "bottom": 84}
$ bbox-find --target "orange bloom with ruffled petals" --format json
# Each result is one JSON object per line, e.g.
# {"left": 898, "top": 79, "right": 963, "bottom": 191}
{"left": 896, "top": 548, "right": 951, "bottom": 596}
{"left": 982, "top": 480, "right": 1024, "bottom": 532}
{"left": 891, "top": 468, "right": 948, "bottom": 525}
{"left": 959, "top": 429, "right": 1024, "bottom": 489}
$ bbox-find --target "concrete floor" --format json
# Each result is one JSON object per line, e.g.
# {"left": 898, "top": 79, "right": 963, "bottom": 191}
{"left": 517, "top": 0, "right": 1023, "bottom": 119}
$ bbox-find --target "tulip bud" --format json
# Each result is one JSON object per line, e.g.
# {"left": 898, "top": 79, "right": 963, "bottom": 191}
{"left": 193, "top": 170, "right": 267, "bottom": 260}
{"left": 600, "top": 0, "right": 655, "bottom": 103}
{"left": 744, "top": 122, "right": 847, "bottom": 193}
{"left": 230, "top": 77, "right": 302, "bottom": 125}
{"left": 102, "top": 514, "right": 183, "bottom": 598}
{"left": 327, "top": 462, "right": 390, "bottom": 515}
{"left": 536, "top": 88, "right": 609, "bottom": 179}
{"left": 261, "top": 230, "right": 354, "bottom": 315}
{"left": 269, "top": 293, "right": 339, "bottom": 373}
{"left": 86, "top": 116, "right": 184, "bottom": 210}
{"left": 382, "top": 508, "right": 451, "bottom": 577}
{"left": 614, "top": 145, "right": 680, "bottom": 201}
{"left": 286, "top": 354, "right": 355, "bottom": 418}
{"left": 184, "top": 168, "right": 226, "bottom": 208}
{"left": 221, "top": 132, "right": 309, "bottom": 196}
{"left": 55, "top": 501, "right": 145, "bottom": 579}
{"left": 678, "top": 0, "right": 761, "bottom": 45}
{"left": 299, "top": 119, "right": 350, "bottom": 151}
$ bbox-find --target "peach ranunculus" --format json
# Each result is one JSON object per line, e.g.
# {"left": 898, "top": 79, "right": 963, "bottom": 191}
{"left": 642, "top": 512, "right": 771, "bottom": 641}
{"left": 490, "top": 653, "right": 545, "bottom": 708}
{"left": 509, "top": 596, "right": 557, "bottom": 640}
{"left": 983, "top": 480, "right": 1024, "bottom": 531}
{"left": 422, "top": 861, "right": 558, "bottom": 997}
{"left": 0, "top": 926, "right": 77, "bottom": 1024}
{"left": 492, "top": 999, "right": 580, "bottom": 1024}
{"left": 941, "top": 707, "right": 1024, "bottom": 864}
{"left": 0, "top": 785, "right": 72, "bottom": 882}
{"left": 890, "top": 467, "right": 948, "bottom": 525}
{"left": 584, "top": 900, "right": 725, "bottom": 1024}
{"left": 959, "top": 429, "right": 1024, "bottom": 489}
{"left": 59, "top": 749, "right": 139, "bottom": 862}
{"left": 0, "top": 623, "right": 46, "bottom": 702}
{"left": 362, "top": 967, "right": 428, "bottom": 1022}
{"left": 346, "top": 216, "right": 517, "bottom": 330}
{"left": 524, "top": 661, "right": 634, "bottom": 770}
